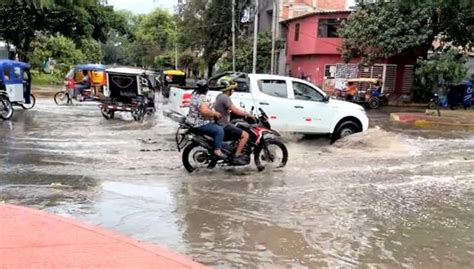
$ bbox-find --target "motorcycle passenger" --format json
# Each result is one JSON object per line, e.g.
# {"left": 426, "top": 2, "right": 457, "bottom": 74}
{"left": 214, "top": 77, "right": 254, "bottom": 165}
{"left": 186, "top": 80, "right": 226, "bottom": 159}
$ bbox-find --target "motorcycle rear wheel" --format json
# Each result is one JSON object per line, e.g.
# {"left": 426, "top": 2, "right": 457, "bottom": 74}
{"left": 182, "top": 142, "right": 216, "bottom": 173}
{"left": 254, "top": 139, "right": 288, "bottom": 172}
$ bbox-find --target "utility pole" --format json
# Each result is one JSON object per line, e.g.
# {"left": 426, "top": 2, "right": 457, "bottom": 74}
{"left": 270, "top": 0, "right": 277, "bottom": 74}
{"left": 232, "top": 0, "right": 236, "bottom": 72}
{"left": 174, "top": 23, "right": 178, "bottom": 70}
{"left": 252, "top": 0, "right": 259, "bottom": 74}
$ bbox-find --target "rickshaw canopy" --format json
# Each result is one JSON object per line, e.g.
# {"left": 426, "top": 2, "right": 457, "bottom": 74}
{"left": 346, "top": 78, "right": 380, "bottom": 84}
{"left": 163, "top": 70, "right": 185, "bottom": 76}
{"left": 74, "top": 64, "right": 105, "bottom": 71}
{"left": 0, "top": 60, "right": 30, "bottom": 85}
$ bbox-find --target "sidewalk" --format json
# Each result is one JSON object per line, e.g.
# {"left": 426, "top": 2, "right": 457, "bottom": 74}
{"left": 390, "top": 109, "right": 474, "bottom": 130}
{"left": 32, "top": 85, "right": 62, "bottom": 98}
{"left": 0, "top": 204, "right": 208, "bottom": 269}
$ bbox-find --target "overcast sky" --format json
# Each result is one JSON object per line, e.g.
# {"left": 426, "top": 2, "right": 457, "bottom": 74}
{"left": 107, "top": 0, "right": 176, "bottom": 14}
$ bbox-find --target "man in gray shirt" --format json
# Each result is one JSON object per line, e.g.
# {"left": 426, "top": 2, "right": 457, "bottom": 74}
{"left": 214, "top": 77, "right": 254, "bottom": 165}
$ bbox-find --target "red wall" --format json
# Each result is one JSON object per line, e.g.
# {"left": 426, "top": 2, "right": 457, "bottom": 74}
{"left": 289, "top": 55, "right": 359, "bottom": 86}
{"left": 286, "top": 12, "right": 349, "bottom": 58}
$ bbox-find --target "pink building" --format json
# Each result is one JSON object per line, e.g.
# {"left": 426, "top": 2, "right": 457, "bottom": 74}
{"left": 284, "top": 11, "right": 416, "bottom": 98}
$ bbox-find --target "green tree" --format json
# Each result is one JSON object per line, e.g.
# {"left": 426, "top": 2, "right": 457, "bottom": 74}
{"left": 219, "top": 32, "right": 283, "bottom": 73}
{"left": 133, "top": 8, "right": 177, "bottom": 67}
{"left": 413, "top": 49, "right": 468, "bottom": 100}
{"left": 0, "top": 1, "right": 125, "bottom": 60}
{"left": 30, "top": 35, "right": 86, "bottom": 69}
{"left": 80, "top": 39, "right": 103, "bottom": 63}
{"left": 339, "top": 0, "right": 474, "bottom": 64}
{"left": 178, "top": 0, "right": 252, "bottom": 77}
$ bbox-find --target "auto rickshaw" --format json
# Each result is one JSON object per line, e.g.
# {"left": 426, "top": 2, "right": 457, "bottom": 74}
{"left": 99, "top": 67, "right": 157, "bottom": 121}
{"left": 447, "top": 80, "right": 472, "bottom": 109}
{"left": 0, "top": 60, "right": 35, "bottom": 120}
{"left": 160, "top": 69, "right": 186, "bottom": 98}
{"left": 54, "top": 64, "right": 106, "bottom": 105}
{"left": 335, "top": 78, "right": 389, "bottom": 109}
{"left": 427, "top": 80, "right": 473, "bottom": 110}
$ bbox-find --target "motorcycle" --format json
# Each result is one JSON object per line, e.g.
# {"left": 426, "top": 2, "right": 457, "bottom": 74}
{"left": 427, "top": 93, "right": 440, "bottom": 110}
{"left": 176, "top": 107, "right": 288, "bottom": 172}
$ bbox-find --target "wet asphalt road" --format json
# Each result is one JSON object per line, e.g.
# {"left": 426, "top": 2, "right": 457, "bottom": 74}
{"left": 1, "top": 99, "right": 474, "bottom": 268}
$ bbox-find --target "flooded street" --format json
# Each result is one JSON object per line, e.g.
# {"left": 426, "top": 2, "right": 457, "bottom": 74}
{"left": 1, "top": 100, "right": 474, "bottom": 268}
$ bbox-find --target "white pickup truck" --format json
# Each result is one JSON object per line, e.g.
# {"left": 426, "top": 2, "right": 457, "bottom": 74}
{"left": 164, "top": 72, "right": 369, "bottom": 141}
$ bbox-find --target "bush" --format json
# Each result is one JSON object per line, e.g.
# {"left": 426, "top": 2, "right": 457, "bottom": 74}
{"left": 414, "top": 49, "right": 468, "bottom": 100}
{"left": 31, "top": 70, "right": 64, "bottom": 86}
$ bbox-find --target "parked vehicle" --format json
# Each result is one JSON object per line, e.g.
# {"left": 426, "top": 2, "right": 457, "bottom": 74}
{"left": 0, "top": 60, "right": 36, "bottom": 112}
{"left": 447, "top": 80, "right": 472, "bottom": 110}
{"left": 427, "top": 81, "right": 473, "bottom": 110}
{"left": 160, "top": 69, "right": 186, "bottom": 98}
{"left": 165, "top": 72, "right": 369, "bottom": 142}
{"left": 99, "top": 67, "right": 157, "bottom": 121}
{"left": 176, "top": 106, "right": 288, "bottom": 172}
{"left": 334, "top": 78, "right": 389, "bottom": 109}
{"left": 54, "top": 64, "right": 106, "bottom": 105}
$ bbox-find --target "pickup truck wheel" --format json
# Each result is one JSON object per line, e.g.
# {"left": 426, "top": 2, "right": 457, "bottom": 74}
{"left": 331, "top": 120, "right": 361, "bottom": 143}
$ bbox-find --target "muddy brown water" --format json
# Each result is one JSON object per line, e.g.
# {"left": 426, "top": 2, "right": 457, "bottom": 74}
{"left": 1, "top": 100, "right": 474, "bottom": 268}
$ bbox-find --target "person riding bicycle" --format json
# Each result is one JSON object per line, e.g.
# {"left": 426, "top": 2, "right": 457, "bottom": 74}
{"left": 186, "top": 80, "right": 226, "bottom": 159}
{"left": 214, "top": 76, "right": 254, "bottom": 165}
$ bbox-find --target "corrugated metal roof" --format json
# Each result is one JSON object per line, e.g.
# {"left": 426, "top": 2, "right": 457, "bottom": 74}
{"left": 282, "top": 10, "right": 351, "bottom": 23}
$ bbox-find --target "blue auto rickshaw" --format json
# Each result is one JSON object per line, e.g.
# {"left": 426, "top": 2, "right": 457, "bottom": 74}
{"left": 447, "top": 80, "right": 473, "bottom": 109}
{"left": 0, "top": 60, "right": 35, "bottom": 108}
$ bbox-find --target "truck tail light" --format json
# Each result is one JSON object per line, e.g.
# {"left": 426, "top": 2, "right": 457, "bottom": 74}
{"left": 182, "top": 92, "right": 192, "bottom": 107}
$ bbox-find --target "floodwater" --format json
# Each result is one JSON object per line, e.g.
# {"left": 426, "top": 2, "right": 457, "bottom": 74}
{"left": 1, "top": 100, "right": 474, "bottom": 268}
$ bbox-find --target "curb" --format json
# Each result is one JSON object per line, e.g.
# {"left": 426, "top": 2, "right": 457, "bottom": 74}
{"left": 390, "top": 113, "right": 474, "bottom": 130}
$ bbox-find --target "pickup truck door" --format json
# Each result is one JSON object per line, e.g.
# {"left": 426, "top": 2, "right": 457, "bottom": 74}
{"left": 288, "top": 80, "right": 333, "bottom": 134}
{"left": 251, "top": 77, "right": 292, "bottom": 132}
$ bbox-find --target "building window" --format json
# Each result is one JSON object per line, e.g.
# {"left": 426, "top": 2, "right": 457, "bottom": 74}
{"left": 318, "top": 19, "right": 344, "bottom": 38}
{"left": 294, "top": 23, "right": 300, "bottom": 41}
{"left": 324, "top": 65, "right": 337, "bottom": 79}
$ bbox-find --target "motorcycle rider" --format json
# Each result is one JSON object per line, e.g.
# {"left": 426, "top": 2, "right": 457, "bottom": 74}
{"left": 214, "top": 76, "right": 254, "bottom": 165}
{"left": 186, "top": 80, "right": 226, "bottom": 159}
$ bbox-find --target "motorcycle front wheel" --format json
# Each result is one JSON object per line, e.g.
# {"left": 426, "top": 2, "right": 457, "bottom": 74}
{"left": 54, "top": 91, "right": 71, "bottom": 105}
{"left": 254, "top": 139, "right": 288, "bottom": 172}
{"left": 182, "top": 142, "right": 216, "bottom": 173}
{"left": 0, "top": 95, "right": 13, "bottom": 120}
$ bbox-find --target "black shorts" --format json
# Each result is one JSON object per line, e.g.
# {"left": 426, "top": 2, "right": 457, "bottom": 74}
{"left": 224, "top": 124, "right": 243, "bottom": 141}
